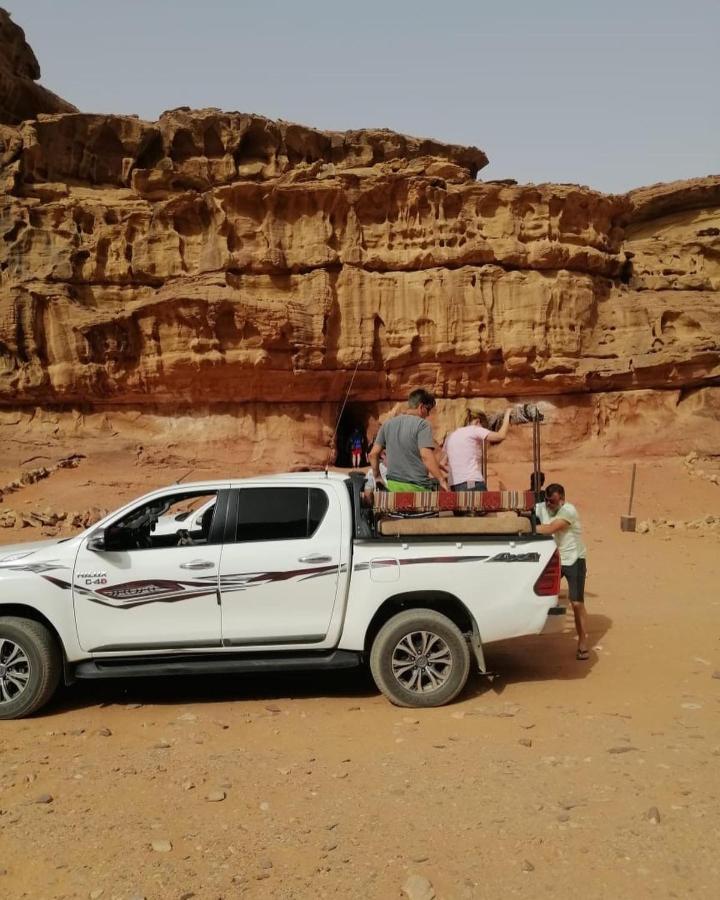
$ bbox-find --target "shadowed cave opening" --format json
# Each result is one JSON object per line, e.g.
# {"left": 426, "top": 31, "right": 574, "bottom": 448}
{"left": 334, "top": 401, "right": 381, "bottom": 469}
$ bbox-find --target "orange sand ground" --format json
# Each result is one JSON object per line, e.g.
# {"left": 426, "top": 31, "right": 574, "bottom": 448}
{"left": 0, "top": 450, "right": 718, "bottom": 899}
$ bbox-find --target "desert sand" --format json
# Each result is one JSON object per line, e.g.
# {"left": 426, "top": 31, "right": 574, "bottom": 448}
{"left": 0, "top": 449, "right": 718, "bottom": 900}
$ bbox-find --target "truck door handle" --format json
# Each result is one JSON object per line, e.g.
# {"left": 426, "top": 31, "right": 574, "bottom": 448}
{"left": 298, "top": 554, "right": 332, "bottom": 564}
{"left": 179, "top": 560, "right": 216, "bottom": 570}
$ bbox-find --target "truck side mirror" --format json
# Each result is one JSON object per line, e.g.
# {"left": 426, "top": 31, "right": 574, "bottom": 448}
{"left": 86, "top": 530, "right": 106, "bottom": 552}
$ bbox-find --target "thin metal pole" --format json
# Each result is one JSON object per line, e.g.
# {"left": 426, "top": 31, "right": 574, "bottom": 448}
{"left": 532, "top": 414, "right": 541, "bottom": 495}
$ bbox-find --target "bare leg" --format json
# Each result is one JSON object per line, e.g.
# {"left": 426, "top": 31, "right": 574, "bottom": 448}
{"left": 572, "top": 601, "right": 589, "bottom": 653}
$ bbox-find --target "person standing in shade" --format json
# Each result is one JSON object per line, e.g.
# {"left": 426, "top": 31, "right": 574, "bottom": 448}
{"left": 536, "top": 483, "right": 589, "bottom": 660}
{"left": 348, "top": 427, "right": 364, "bottom": 468}
{"left": 443, "top": 407, "right": 512, "bottom": 491}
{"left": 368, "top": 389, "right": 449, "bottom": 492}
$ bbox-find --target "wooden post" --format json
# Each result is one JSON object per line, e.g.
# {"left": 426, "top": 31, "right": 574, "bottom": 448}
{"left": 620, "top": 463, "right": 637, "bottom": 532}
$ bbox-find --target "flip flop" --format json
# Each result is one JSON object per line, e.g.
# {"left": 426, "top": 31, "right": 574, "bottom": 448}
{"left": 576, "top": 648, "right": 590, "bottom": 661}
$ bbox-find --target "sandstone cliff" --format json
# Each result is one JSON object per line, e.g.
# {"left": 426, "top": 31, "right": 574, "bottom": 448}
{"left": 0, "top": 9, "right": 76, "bottom": 125}
{"left": 0, "top": 15, "right": 718, "bottom": 473}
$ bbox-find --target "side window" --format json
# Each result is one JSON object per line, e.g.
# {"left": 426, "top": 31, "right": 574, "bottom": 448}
{"left": 235, "top": 488, "right": 329, "bottom": 543}
{"left": 308, "top": 488, "right": 329, "bottom": 535}
{"left": 104, "top": 491, "right": 218, "bottom": 551}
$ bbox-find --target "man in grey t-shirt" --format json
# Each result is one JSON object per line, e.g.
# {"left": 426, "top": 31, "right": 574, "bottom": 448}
{"left": 368, "top": 389, "right": 449, "bottom": 492}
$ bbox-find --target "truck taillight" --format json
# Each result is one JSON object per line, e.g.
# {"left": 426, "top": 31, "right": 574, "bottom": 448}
{"left": 534, "top": 550, "right": 561, "bottom": 596}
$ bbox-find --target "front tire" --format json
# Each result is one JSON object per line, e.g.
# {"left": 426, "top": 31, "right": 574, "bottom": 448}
{"left": 0, "top": 617, "right": 62, "bottom": 719}
{"left": 370, "top": 609, "right": 471, "bottom": 708}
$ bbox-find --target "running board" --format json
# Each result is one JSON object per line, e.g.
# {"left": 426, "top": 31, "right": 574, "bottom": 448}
{"left": 73, "top": 650, "right": 362, "bottom": 680}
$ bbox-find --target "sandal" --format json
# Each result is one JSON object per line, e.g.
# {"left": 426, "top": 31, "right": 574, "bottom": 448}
{"left": 576, "top": 648, "right": 590, "bottom": 661}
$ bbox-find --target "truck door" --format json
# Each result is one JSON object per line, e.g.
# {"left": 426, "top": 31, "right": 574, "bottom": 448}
{"left": 218, "top": 484, "right": 343, "bottom": 645}
{"left": 72, "top": 488, "right": 227, "bottom": 653}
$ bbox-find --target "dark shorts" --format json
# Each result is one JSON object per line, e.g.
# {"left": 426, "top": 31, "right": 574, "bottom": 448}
{"left": 451, "top": 481, "right": 487, "bottom": 492}
{"left": 561, "top": 558, "right": 587, "bottom": 603}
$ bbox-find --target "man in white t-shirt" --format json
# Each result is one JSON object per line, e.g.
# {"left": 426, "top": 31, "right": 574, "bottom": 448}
{"left": 536, "top": 483, "right": 589, "bottom": 660}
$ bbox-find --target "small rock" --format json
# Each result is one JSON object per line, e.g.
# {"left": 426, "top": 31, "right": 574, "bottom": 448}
{"left": 151, "top": 840, "right": 172, "bottom": 853}
{"left": 258, "top": 859, "right": 273, "bottom": 869}
{"left": 521, "top": 860, "right": 535, "bottom": 872}
{"left": 646, "top": 806, "right": 661, "bottom": 824}
{"left": 402, "top": 717, "right": 420, "bottom": 725}
{"left": 35, "top": 794, "right": 53, "bottom": 804}
{"left": 712, "top": 671, "right": 720, "bottom": 680}
{"left": 182, "top": 781, "right": 195, "bottom": 791}
{"left": 259, "top": 801, "right": 270, "bottom": 811}
{"left": 125, "top": 703, "right": 143, "bottom": 709}
{"left": 518, "top": 738, "right": 533, "bottom": 748}
{"left": 96, "top": 727, "right": 112, "bottom": 737}
{"left": 176, "top": 712, "right": 197, "bottom": 722}
{"left": 206, "top": 791, "right": 226, "bottom": 802}
{"left": 557, "top": 813, "right": 570, "bottom": 823}
{"left": 154, "top": 739, "right": 171, "bottom": 749}
{"left": 607, "top": 746, "right": 638, "bottom": 754}
{"left": 89, "top": 891, "right": 104, "bottom": 899}
{"left": 402, "top": 873, "right": 436, "bottom": 900}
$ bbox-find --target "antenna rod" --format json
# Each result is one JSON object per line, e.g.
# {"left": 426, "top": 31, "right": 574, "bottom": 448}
{"left": 327, "top": 357, "right": 361, "bottom": 472}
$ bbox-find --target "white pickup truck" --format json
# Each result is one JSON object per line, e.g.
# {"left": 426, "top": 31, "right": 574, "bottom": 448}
{"left": 0, "top": 472, "right": 563, "bottom": 719}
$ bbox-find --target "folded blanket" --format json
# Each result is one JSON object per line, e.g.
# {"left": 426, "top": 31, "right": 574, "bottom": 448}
{"left": 373, "top": 490, "right": 536, "bottom": 514}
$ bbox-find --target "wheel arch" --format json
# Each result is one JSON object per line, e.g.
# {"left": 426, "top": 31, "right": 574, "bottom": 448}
{"left": 0, "top": 604, "right": 69, "bottom": 680}
{"left": 363, "top": 590, "right": 478, "bottom": 656}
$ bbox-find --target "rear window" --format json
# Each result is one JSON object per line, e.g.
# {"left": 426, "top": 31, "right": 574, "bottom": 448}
{"left": 235, "top": 488, "right": 329, "bottom": 542}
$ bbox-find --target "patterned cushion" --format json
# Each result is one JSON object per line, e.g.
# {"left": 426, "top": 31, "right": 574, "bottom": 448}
{"left": 372, "top": 490, "right": 536, "bottom": 514}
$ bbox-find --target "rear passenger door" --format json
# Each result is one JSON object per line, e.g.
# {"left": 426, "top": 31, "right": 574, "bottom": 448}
{"left": 218, "top": 484, "right": 344, "bottom": 646}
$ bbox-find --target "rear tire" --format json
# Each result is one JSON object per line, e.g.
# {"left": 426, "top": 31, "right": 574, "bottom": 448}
{"left": 370, "top": 609, "right": 471, "bottom": 708}
{"left": 0, "top": 617, "right": 62, "bottom": 719}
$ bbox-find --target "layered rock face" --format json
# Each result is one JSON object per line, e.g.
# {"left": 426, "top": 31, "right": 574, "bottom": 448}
{"left": 0, "top": 15, "right": 718, "bottom": 469}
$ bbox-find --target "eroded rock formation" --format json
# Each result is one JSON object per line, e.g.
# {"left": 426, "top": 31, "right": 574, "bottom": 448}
{"left": 0, "top": 11, "right": 718, "bottom": 470}
{"left": 0, "top": 9, "right": 76, "bottom": 125}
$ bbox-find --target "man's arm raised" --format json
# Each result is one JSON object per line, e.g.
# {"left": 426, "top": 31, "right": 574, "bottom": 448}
{"left": 486, "top": 408, "right": 512, "bottom": 444}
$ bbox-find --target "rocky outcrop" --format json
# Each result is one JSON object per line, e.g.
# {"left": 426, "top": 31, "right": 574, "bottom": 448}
{"left": 0, "top": 10, "right": 76, "bottom": 125}
{"left": 0, "top": 12, "right": 717, "bottom": 464}
{"left": 1, "top": 108, "right": 718, "bottom": 411}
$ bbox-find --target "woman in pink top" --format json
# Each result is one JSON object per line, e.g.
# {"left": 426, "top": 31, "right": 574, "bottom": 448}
{"left": 443, "top": 408, "right": 512, "bottom": 491}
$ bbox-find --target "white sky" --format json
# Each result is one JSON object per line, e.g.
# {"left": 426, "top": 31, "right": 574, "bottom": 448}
{"left": 12, "top": 0, "right": 720, "bottom": 193}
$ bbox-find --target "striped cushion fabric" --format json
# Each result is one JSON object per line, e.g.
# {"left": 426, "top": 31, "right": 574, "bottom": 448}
{"left": 372, "top": 490, "right": 536, "bottom": 514}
